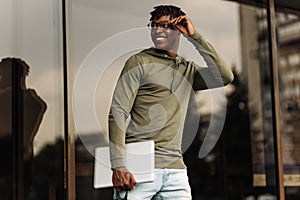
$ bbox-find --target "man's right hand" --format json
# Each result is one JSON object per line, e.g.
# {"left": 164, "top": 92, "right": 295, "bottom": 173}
{"left": 112, "top": 166, "right": 137, "bottom": 192}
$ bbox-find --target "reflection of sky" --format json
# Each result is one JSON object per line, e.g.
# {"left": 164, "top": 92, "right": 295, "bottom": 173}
{"left": 72, "top": 0, "right": 241, "bottom": 72}
{"left": 0, "top": 0, "right": 64, "bottom": 153}
{"left": 0, "top": 0, "right": 240, "bottom": 153}
{"left": 73, "top": 0, "right": 241, "bottom": 138}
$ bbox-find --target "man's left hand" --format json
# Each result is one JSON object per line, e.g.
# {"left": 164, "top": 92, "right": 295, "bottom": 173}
{"left": 171, "top": 16, "right": 195, "bottom": 37}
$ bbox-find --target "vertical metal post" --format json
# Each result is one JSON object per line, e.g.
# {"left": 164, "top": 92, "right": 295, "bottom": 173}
{"left": 11, "top": 0, "right": 24, "bottom": 198}
{"left": 12, "top": 60, "right": 24, "bottom": 200}
{"left": 266, "top": 0, "right": 285, "bottom": 199}
{"left": 62, "top": 0, "right": 76, "bottom": 199}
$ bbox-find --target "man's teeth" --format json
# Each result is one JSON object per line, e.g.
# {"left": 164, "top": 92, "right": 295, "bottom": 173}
{"left": 156, "top": 37, "right": 166, "bottom": 41}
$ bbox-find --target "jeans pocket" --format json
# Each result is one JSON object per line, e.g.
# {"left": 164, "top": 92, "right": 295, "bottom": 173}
{"left": 115, "top": 191, "right": 128, "bottom": 200}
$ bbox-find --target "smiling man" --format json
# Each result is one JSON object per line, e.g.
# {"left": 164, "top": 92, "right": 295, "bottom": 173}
{"left": 108, "top": 5, "right": 234, "bottom": 200}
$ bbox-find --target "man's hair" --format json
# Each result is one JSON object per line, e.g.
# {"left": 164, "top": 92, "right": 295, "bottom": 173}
{"left": 149, "top": 5, "right": 186, "bottom": 21}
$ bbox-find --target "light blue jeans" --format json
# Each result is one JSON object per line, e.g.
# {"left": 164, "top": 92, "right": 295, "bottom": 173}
{"left": 113, "top": 168, "right": 192, "bottom": 200}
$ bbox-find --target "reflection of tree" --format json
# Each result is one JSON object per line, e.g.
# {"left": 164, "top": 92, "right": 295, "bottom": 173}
{"left": 220, "top": 68, "right": 253, "bottom": 199}
{"left": 0, "top": 136, "right": 13, "bottom": 199}
{"left": 32, "top": 134, "right": 113, "bottom": 200}
{"left": 0, "top": 57, "right": 47, "bottom": 199}
{"left": 75, "top": 135, "right": 113, "bottom": 200}
{"left": 184, "top": 68, "right": 254, "bottom": 199}
{"left": 30, "top": 139, "right": 64, "bottom": 200}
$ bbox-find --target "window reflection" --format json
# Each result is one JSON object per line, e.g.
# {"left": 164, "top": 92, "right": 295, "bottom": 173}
{"left": 70, "top": 1, "right": 300, "bottom": 200}
{"left": 1, "top": 0, "right": 66, "bottom": 199}
{"left": 0, "top": 58, "right": 47, "bottom": 199}
{"left": 276, "top": 11, "right": 300, "bottom": 199}
{"left": 241, "top": 4, "right": 300, "bottom": 199}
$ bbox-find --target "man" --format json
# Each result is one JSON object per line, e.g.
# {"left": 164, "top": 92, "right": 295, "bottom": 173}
{"left": 109, "top": 5, "right": 234, "bottom": 199}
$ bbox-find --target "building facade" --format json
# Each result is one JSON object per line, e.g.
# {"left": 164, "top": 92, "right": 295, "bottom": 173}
{"left": 0, "top": 0, "right": 300, "bottom": 199}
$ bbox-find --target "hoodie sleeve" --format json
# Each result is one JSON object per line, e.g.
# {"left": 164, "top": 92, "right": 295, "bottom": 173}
{"left": 108, "top": 54, "right": 143, "bottom": 169}
{"left": 187, "top": 31, "right": 234, "bottom": 90}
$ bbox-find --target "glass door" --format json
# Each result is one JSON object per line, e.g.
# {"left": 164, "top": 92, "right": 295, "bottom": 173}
{"left": 68, "top": 0, "right": 299, "bottom": 199}
{"left": 275, "top": 8, "right": 300, "bottom": 199}
{"left": 0, "top": 0, "right": 65, "bottom": 199}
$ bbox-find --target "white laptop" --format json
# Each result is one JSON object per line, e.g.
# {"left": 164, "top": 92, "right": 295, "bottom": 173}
{"left": 93, "top": 140, "right": 155, "bottom": 188}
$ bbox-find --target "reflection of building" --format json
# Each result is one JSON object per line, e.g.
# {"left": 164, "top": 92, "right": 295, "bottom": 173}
{"left": 240, "top": 4, "right": 300, "bottom": 187}
{"left": 240, "top": 5, "right": 272, "bottom": 187}
{"left": 240, "top": 5, "right": 265, "bottom": 184}
{"left": 2, "top": 0, "right": 300, "bottom": 199}
{"left": 263, "top": 11, "right": 300, "bottom": 185}
{"left": 276, "top": 13, "right": 300, "bottom": 188}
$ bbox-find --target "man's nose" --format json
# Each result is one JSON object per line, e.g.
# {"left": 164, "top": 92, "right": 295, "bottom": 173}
{"left": 154, "top": 26, "right": 164, "bottom": 33}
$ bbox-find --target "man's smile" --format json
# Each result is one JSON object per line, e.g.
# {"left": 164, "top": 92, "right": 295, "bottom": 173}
{"left": 155, "top": 36, "right": 167, "bottom": 42}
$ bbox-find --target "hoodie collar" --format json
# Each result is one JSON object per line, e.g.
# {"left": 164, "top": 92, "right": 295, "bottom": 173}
{"left": 142, "top": 48, "right": 186, "bottom": 64}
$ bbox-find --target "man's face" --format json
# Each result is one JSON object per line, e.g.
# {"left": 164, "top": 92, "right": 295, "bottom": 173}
{"left": 150, "top": 15, "right": 181, "bottom": 54}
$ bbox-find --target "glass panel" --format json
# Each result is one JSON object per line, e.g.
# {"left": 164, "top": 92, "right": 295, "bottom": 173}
{"left": 69, "top": 0, "right": 286, "bottom": 199}
{"left": 0, "top": 0, "right": 64, "bottom": 199}
{"left": 237, "top": 4, "right": 279, "bottom": 199}
{"left": 275, "top": 8, "right": 300, "bottom": 199}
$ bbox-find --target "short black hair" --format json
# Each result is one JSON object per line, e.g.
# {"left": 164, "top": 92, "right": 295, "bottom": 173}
{"left": 0, "top": 57, "right": 30, "bottom": 77}
{"left": 149, "top": 5, "right": 186, "bottom": 21}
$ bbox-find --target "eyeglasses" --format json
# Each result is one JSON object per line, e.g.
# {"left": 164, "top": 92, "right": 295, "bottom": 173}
{"left": 147, "top": 22, "right": 176, "bottom": 30}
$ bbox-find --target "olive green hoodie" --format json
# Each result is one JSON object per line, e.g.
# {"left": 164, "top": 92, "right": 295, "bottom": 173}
{"left": 109, "top": 31, "right": 234, "bottom": 169}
